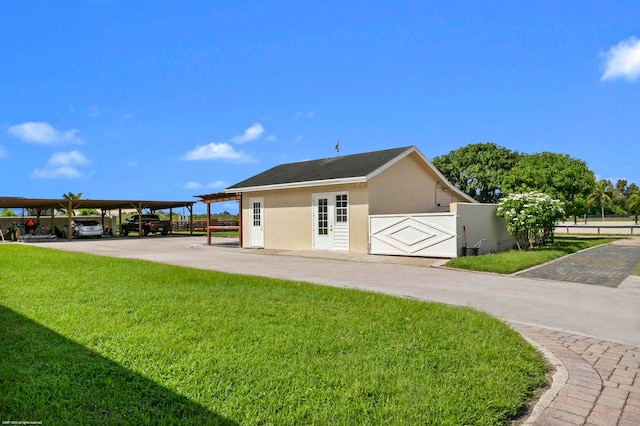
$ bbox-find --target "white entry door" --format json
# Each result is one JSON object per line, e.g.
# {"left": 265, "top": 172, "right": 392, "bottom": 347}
{"left": 312, "top": 193, "right": 349, "bottom": 251}
{"left": 313, "top": 194, "right": 333, "bottom": 250}
{"left": 249, "top": 197, "right": 264, "bottom": 248}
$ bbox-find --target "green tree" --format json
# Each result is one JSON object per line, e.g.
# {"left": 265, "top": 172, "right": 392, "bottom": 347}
{"left": 432, "top": 142, "right": 520, "bottom": 203}
{"left": 502, "top": 152, "right": 595, "bottom": 221}
{"left": 1, "top": 208, "right": 17, "bottom": 217}
{"left": 611, "top": 179, "right": 629, "bottom": 215}
{"left": 587, "top": 180, "right": 614, "bottom": 221}
{"left": 79, "top": 208, "right": 100, "bottom": 216}
{"left": 59, "top": 192, "right": 83, "bottom": 216}
{"left": 627, "top": 189, "right": 640, "bottom": 223}
{"left": 62, "top": 192, "right": 83, "bottom": 201}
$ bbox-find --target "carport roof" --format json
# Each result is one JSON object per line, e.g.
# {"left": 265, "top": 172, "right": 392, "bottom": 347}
{"left": 0, "top": 197, "right": 195, "bottom": 212}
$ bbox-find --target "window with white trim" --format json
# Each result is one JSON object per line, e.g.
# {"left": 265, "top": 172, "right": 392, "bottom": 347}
{"left": 252, "top": 202, "right": 261, "bottom": 226}
{"left": 336, "top": 194, "right": 348, "bottom": 223}
{"left": 317, "top": 198, "right": 328, "bottom": 235}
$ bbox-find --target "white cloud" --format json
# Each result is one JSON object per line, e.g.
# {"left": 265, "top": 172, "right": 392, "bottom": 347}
{"left": 48, "top": 150, "right": 90, "bottom": 167}
{"left": 184, "top": 181, "right": 203, "bottom": 189}
{"left": 181, "top": 142, "right": 254, "bottom": 162}
{"left": 231, "top": 123, "right": 264, "bottom": 144}
{"left": 266, "top": 135, "right": 277, "bottom": 142}
{"left": 0, "top": 146, "right": 6, "bottom": 159}
{"left": 601, "top": 37, "right": 640, "bottom": 81}
{"left": 294, "top": 112, "right": 314, "bottom": 119}
{"left": 31, "top": 167, "right": 83, "bottom": 179}
{"left": 183, "top": 180, "right": 228, "bottom": 190}
{"left": 8, "top": 122, "right": 82, "bottom": 145}
{"left": 31, "top": 151, "right": 90, "bottom": 179}
{"left": 206, "top": 180, "right": 228, "bottom": 189}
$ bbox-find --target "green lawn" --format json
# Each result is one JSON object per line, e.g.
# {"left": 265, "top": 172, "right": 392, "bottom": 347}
{"left": 0, "top": 245, "right": 547, "bottom": 425}
{"left": 446, "top": 237, "right": 615, "bottom": 274}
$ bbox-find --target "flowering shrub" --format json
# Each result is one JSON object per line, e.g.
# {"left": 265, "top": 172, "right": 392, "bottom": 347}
{"left": 497, "top": 191, "right": 565, "bottom": 250}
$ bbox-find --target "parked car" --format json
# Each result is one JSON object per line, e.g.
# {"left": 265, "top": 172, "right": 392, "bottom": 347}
{"left": 63, "top": 220, "right": 103, "bottom": 239}
{"left": 121, "top": 214, "right": 171, "bottom": 236}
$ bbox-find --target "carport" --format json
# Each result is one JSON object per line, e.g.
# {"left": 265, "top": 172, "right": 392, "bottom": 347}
{"left": 0, "top": 197, "right": 195, "bottom": 241}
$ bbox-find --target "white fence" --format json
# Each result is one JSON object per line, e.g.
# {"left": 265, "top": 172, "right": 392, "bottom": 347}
{"left": 369, "top": 213, "right": 458, "bottom": 258}
{"left": 556, "top": 224, "right": 640, "bottom": 235}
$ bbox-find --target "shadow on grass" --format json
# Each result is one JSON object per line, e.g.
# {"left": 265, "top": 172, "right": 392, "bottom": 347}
{"left": 0, "top": 305, "right": 236, "bottom": 425}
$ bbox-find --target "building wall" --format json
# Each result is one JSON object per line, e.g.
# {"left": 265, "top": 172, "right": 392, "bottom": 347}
{"left": 368, "top": 152, "right": 469, "bottom": 215}
{"left": 451, "top": 203, "right": 515, "bottom": 256}
{"left": 240, "top": 183, "right": 370, "bottom": 252}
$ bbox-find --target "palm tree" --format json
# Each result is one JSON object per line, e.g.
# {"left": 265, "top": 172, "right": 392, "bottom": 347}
{"left": 628, "top": 190, "right": 640, "bottom": 224}
{"left": 62, "top": 192, "right": 83, "bottom": 201}
{"left": 59, "top": 192, "right": 83, "bottom": 216}
{"left": 587, "top": 180, "right": 614, "bottom": 221}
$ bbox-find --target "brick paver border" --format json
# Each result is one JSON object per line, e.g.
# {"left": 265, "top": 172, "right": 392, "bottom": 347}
{"left": 512, "top": 322, "right": 640, "bottom": 425}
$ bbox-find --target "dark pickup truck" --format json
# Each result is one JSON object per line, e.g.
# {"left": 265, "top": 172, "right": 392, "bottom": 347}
{"left": 121, "top": 214, "right": 171, "bottom": 236}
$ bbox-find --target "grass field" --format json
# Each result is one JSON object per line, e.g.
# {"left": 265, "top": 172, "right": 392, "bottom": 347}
{"left": 0, "top": 244, "right": 547, "bottom": 425}
{"left": 446, "top": 237, "right": 615, "bottom": 274}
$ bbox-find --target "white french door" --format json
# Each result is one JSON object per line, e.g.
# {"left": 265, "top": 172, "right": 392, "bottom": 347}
{"left": 249, "top": 197, "right": 264, "bottom": 248}
{"left": 312, "top": 192, "right": 349, "bottom": 251}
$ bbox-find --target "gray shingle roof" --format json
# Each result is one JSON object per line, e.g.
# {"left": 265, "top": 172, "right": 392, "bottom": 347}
{"left": 227, "top": 146, "right": 414, "bottom": 190}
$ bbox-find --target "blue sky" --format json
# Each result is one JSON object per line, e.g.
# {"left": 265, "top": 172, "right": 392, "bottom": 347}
{"left": 1, "top": 1, "right": 639, "bottom": 214}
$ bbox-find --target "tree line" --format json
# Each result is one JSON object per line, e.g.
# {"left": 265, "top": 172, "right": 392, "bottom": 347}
{"left": 431, "top": 142, "right": 640, "bottom": 221}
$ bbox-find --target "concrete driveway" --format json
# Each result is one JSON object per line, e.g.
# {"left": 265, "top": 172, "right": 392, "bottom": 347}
{"left": 29, "top": 235, "right": 640, "bottom": 347}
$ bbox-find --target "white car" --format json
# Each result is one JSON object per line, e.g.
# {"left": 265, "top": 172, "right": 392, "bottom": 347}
{"left": 63, "top": 220, "right": 103, "bottom": 239}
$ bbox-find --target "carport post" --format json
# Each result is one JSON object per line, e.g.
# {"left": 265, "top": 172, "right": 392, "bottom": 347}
{"left": 101, "top": 209, "right": 106, "bottom": 233}
{"left": 169, "top": 208, "right": 173, "bottom": 235}
{"left": 206, "top": 202, "right": 211, "bottom": 245}
{"left": 237, "top": 193, "right": 243, "bottom": 248}
{"left": 67, "top": 201, "right": 73, "bottom": 241}
{"left": 119, "top": 209, "right": 123, "bottom": 236}
{"left": 137, "top": 203, "right": 143, "bottom": 237}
